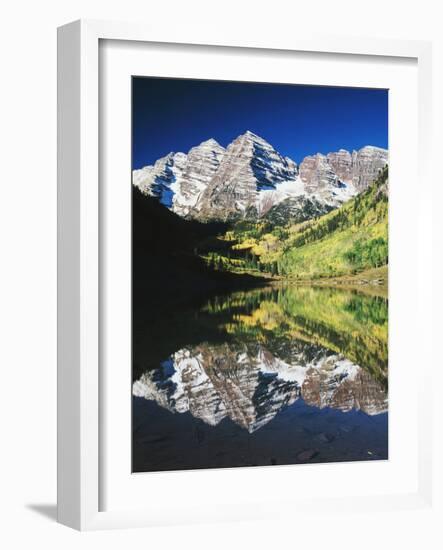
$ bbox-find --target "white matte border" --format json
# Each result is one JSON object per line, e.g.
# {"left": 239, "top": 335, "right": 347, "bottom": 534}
{"left": 100, "top": 39, "right": 422, "bottom": 514}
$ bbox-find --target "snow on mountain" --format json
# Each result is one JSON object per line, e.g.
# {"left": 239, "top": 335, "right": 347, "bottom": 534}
{"left": 196, "top": 131, "right": 299, "bottom": 220}
{"left": 133, "top": 342, "right": 388, "bottom": 433}
{"left": 132, "top": 152, "right": 187, "bottom": 208}
{"left": 172, "top": 139, "right": 226, "bottom": 217}
{"left": 257, "top": 177, "right": 305, "bottom": 216}
{"left": 132, "top": 138, "right": 226, "bottom": 217}
{"left": 133, "top": 131, "right": 388, "bottom": 222}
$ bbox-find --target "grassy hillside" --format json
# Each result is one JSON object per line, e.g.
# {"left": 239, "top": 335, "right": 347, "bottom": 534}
{"left": 206, "top": 166, "right": 388, "bottom": 281}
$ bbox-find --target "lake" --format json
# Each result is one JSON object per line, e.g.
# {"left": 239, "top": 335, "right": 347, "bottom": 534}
{"left": 132, "top": 284, "right": 388, "bottom": 472}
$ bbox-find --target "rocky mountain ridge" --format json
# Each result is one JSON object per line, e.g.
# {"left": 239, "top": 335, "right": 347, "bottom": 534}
{"left": 133, "top": 131, "right": 388, "bottom": 222}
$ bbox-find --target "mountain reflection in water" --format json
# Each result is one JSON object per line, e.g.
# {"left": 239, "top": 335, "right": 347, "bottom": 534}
{"left": 133, "top": 285, "right": 388, "bottom": 471}
{"left": 134, "top": 342, "right": 387, "bottom": 433}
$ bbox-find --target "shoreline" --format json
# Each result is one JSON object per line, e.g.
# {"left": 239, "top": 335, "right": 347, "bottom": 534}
{"left": 228, "top": 265, "right": 388, "bottom": 297}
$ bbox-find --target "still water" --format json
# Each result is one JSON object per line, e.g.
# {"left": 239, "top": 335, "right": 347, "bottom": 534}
{"left": 132, "top": 285, "right": 388, "bottom": 472}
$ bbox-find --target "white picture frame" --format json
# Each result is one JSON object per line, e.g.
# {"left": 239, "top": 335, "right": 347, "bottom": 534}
{"left": 57, "top": 19, "right": 433, "bottom": 531}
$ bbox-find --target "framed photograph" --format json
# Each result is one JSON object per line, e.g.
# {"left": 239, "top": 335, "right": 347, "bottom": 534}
{"left": 57, "top": 19, "right": 433, "bottom": 530}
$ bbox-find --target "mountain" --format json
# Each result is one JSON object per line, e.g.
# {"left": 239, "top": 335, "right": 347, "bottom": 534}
{"left": 133, "top": 151, "right": 187, "bottom": 208}
{"left": 326, "top": 146, "right": 389, "bottom": 192}
{"left": 298, "top": 145, "right": 388, "bottom": 204}
{"left": 133, "top": 140, "right": 225, "bottom": 217}
{"left": 133, "top": 131, "right": 388, "bottom": 223}
{"left": 196, "top": 131, "right": 299, "bottom": 220}
{"left": 133, "top": 341, "right": 387, "bottom": 433}
{"left": 263, "top": 195, "right": 334, "bottom": 226}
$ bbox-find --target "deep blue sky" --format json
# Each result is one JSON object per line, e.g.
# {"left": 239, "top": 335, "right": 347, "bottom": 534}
{"left": 132, "top": 77, "right": 388, "bottom": 169}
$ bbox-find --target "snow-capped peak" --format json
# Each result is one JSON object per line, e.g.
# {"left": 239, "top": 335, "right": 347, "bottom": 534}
{"left": 198, "top": 137, "right": 224, "bottom": 149}
{"left": 238, "top": 130, "right": 273, "bottom": 147}
{"left": 243, "top": 129, "right": 261, "bottom": 139}
{"left": 133, "top": 133, "right": 387, "bottom": 222}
